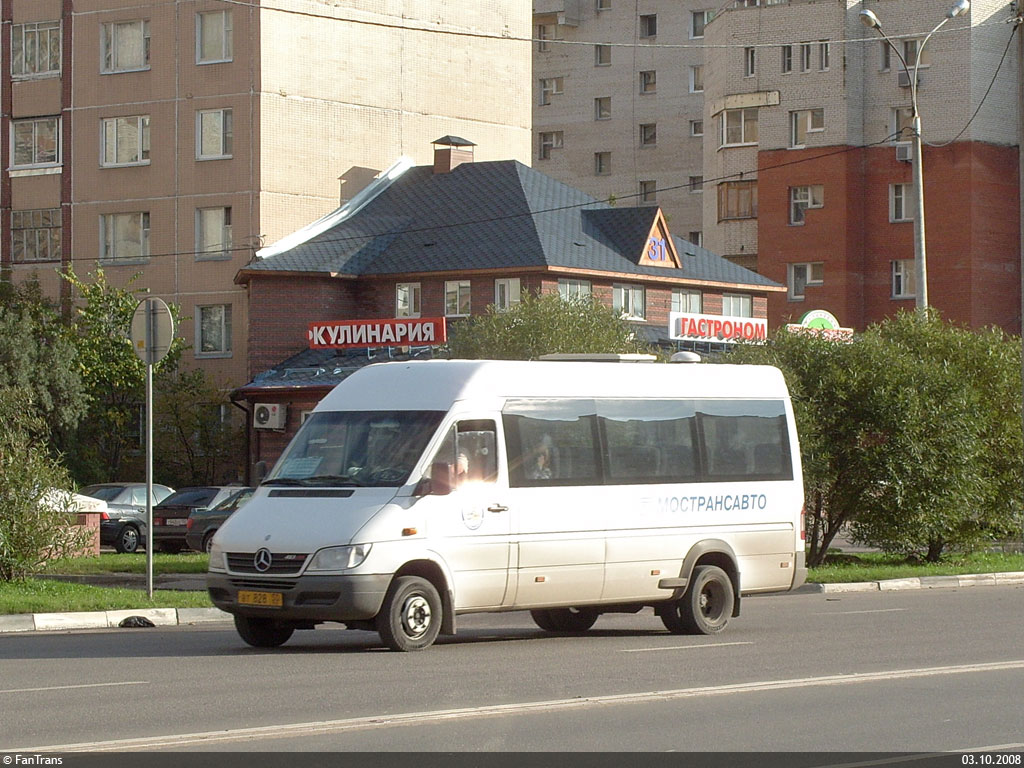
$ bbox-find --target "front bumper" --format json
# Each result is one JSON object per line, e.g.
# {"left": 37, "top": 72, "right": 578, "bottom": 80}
{"left": 207, "top": 571, "right": 392, "bottom": 623}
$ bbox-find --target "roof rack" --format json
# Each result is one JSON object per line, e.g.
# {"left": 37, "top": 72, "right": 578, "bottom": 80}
{"left": 537, "top": 353, "right": 658, "bottom": 363}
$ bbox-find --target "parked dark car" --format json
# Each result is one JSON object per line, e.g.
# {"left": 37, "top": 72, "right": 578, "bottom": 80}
{"left": 83, "top": 482, "right": 175, "bottom": 554}
{"left": 185, "top": 487, "right": 254, "bottom": 553}
{"left": 151, "top": 486, "right": 242, "bottom": 554}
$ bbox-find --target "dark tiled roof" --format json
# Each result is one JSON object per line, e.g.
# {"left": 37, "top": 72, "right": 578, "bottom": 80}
{"left": 245, "top": 160, "right": 780, "bottom": 289}
{"left": 238, "top": 346, "right": 436, "bottom": 393}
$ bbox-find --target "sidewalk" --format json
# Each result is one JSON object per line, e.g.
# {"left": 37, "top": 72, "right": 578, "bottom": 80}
{"left": 2, "top": 570, "right": 1023, "bottom": 635}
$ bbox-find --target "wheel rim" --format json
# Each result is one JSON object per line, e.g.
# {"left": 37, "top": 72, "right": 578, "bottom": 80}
{"left": 122, "top": 529, "right": 138, "bottom": 550}
{"left": 400, "top": 593, "right": 432, "bottom": 639}
{"left": 700, "top": 581, "right": 726, "bottom": 621}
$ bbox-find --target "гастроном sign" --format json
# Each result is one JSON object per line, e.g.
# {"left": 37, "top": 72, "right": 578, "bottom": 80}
{"left": 669, "top": 312, "right": 768, "bottom": 344}
{"left": 308, "top": 318, "right": 447, "bottom": 349}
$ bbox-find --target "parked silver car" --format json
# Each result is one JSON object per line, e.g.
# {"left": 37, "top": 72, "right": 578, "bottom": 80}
{"left": 82, "top": 482, "right": 175, "bottom": 554}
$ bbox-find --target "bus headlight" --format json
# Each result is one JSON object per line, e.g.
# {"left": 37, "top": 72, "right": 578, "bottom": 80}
{"left": 307, "top": 544, "right": 372, "bottom": 572}
{"left": 208, "top": 542, "right": 226, "bottom": 572}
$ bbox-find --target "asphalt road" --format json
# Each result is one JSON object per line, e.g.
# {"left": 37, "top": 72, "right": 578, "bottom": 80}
{"left": 2, "top": 585, "right": 1023, "bottom": 755}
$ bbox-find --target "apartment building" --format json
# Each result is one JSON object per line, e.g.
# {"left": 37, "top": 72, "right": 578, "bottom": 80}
{"left": 704, "top": 0, "right": 1020, "bottom": 332}
{"left": 2, "top": 0, "right": 532, "bottom": 386}
{"left": 534, "top": 0, "right": 1020, "bottom": 334}
{"left": 532, "top": 0, "right": 712, "bottom": 248}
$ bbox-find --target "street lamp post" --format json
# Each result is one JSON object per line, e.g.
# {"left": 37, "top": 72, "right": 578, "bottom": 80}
{"left": 859, "top": 0, "right": 971, "bottom": 314}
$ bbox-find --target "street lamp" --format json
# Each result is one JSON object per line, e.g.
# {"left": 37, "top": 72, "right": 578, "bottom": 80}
{"left": 859, "top": 0, "right": 971, "bottom": 313}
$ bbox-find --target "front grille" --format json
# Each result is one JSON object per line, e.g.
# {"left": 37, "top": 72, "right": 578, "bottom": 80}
{"left": 226, "top": 552, "right": 309, "bottom": 575}
{"left": 229, "top": 578, "right": 298, "bottom": 591}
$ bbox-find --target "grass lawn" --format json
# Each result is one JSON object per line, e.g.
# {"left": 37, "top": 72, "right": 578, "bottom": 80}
{"left": 807, "top": 550, "right": 1024, "bottom": 583}
{"left": 41, "top": 552, "right": 209, "bottom": 575}
{"left": 0, "top": 579, "right": 213, "bottom": 615}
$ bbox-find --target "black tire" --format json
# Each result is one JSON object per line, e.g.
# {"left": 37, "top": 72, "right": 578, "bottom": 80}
{"left": 531, "top": 607, "right": 598, "bottom": 633}
{"left": 234, "top": 615, "right": 295, "bottom": 648}
{"left": 157, "top": 542, "right": 183, "bottom": 554}
{"left": 115, "top": 525, "right": 140, "bottom": 554}
{"left": 202, "top": 530, "right": 217, "bottom": 554}
{"left": 660, "top": 565, "right": 734, "bottom": 635}
{"left": 376, "top": 576, "right": 442, "bottom": 652}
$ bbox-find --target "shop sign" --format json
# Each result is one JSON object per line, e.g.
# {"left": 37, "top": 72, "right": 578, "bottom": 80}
{"left": 308, "top": 317, "right": 447, "bottom": 349}
{"left": 669, "top": 312, "right": 768, "bottom": 344}
{"left": 785, "top": 310, "right": 853, "bottom": 341}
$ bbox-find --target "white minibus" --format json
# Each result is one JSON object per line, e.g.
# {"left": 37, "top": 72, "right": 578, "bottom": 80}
{"left": 208, "top": 359, "right": 806, "bottom": 651}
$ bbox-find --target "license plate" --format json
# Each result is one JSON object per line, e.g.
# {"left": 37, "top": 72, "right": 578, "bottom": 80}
{"left": 166, "top": 518, "right": 187, "bottom": 526}
{"left": 238, "top": 590, "right": 283, "bottom": 608}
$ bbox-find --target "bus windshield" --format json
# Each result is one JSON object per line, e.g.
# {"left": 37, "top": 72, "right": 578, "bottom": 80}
{"left": 265, "top": 410, "right": 445, "bottom": 488}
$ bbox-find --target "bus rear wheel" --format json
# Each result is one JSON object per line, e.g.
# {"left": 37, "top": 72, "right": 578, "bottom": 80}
{"left": 660, "top": 565, "right": 734, "bottom": 635}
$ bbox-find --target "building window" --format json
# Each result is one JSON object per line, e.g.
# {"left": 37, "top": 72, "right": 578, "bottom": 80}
{"left": 790, "top": 185, "right": 824, "bottom": 224}
{"left": 539, "top": 131, "right": 563, "bottom": 160}
{"left": 781, "top": 45, "right": 793, "bottom": 74}
{"left": 690, "top": 119, "right": 704, "bottom": 137}
{"left": 494, "top": 278, "right": 521, "bottom": 312}
{"left": 890, "top": 183, "right": 912, "bottom": 222}
{"left": 639, "top": 70, "right": 656, "bottom": 94}
{"left": 880, "top": 40, "right": 891, "bottom": 71}
{"left": 595, "top": 97, "right": 611, "bottom": 120}
{"left": 892, "top": 260, "right": 916, "bottom": 298}
{"left": 790, "top": 108, "right": 824, "bottom": 148}
{"left": 721, "top": 108, "right": 758, "bottom": 147}
{"left": 689, "top": 176, "right": 704, "bottom": 194}
{"left": 893, "top": 107, "right": 914, "bottom": 143}
{"left": 819, "top": 41, "right": 830, "bottom": 71}
{"left": 12, "top": 21, "right": 61, "bottom": 78}
{"left": 903, "top": 38, "right": 932, "bottom": 68}
{"left": 788, "top": 262, "right": 824, "bottom": 299}
{"left": 558, "top": 279, "right": 592, "bottom": 300}
{"left": 594, "top": 151, "right": 611, "bottom": 176}
{"left": 197, "top": 109, "right": 233, "bottom": 159}
{"left": 691, "top": 10, "right": 712, "bottom": 39}
{"left": 101, "top": 115, "right": 150, "bottom": 167}
{"left": 12, "top": 117, "right": 60, "bottom": 168}
{"left": 800, "top": 42, "right": 812, "bottom": 72}
{"left": 687, "top": 231, "right": 703, "bottom": 248}
{"left": 639, "top": 180, "right": 657, "bottom": 203}
{"left": 722, "top": 293, "right": 753, "bottom": 317}
{"left": 640, "top": 14, "right": 657, "bottom": 38}
{"left": 613, "top": 284, "right": 645, "bottom": 320}
{"left": 689, "top": 65, "right": 704, "bottom": 93}
{"left": 197, "top": 11, "right": 232, "bottom": 64}
{"left": 539, "top": 77, "right": 563, "bottom": 106}
{"left": 100, "top": 212, "right": 150, "bottom": 261}
{"left": 537, "top": 23, "right": 557, "bottom": 52}
{"left": 445, "top": 280, "right": 471, "bottom": 317}
{"left": 672, "top": 288, "right": 702, "bottom": 314}
{"left": 744, "top": 47, "right": 756, "bottom": 77}
{"left": 396, "top": 283, "right": 421, "bottom": 318}
{"left": 12, "top": 209, "right": 61, "bottom": 263}
{"left": 596, "top": 0, "right": 612, "bottom": 10}
{"left": 717, "top": 181, "right": 758, "bottom": 221}
{"left": 595, "top": 44, "right": 611, "bottom": 66}
{"left": 196, "top": 207, "right": 232, "bottom": 258}
{"left": 197, "top": 304, "right": 232, "bottom": 357}
{"left": 101, "top": 20, "right": 150, "bottom": 73}
{"left": 639, "top": 123, "right": 657, "bottom": 146}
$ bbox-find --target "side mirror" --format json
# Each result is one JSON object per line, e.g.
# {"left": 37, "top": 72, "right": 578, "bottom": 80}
{"left": 429, "top": 461, "right": 453, "bottom": 496}
{"left": 253, "top": 461, "right": 268, "bottom": 484}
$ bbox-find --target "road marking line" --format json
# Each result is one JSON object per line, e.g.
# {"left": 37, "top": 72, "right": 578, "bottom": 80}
{"left": 11, "top": 660, "right": 1024, "bottom": 752}
{"left": 622, "top": 641, "right": 754, "bottom": 653}
{"left": 813, "top": 609, "right": 909, "bottom": 616}
{"left": 0, "top": 681, "right": 148, "bottom": 695}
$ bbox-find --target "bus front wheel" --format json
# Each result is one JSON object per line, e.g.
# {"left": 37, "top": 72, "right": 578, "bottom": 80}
{"left": 660, "top": 565, "right": 734, "bottom": 635}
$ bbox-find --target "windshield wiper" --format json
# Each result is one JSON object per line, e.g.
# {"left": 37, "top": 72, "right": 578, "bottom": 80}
{"left": 301, "top": 474, "right": 367, "bottom": 487}
{"left": 260, "top": 478, "right": 307, "bottom": 487}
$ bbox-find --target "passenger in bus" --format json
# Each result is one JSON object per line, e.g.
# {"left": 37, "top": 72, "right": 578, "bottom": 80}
{"left": 527, "top": 438, "right": 553, "bottom": 480}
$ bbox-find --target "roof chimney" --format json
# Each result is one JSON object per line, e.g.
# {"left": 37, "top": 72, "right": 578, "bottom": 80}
{"left": 432, "top": 136, "right": 475, "bottom": 174}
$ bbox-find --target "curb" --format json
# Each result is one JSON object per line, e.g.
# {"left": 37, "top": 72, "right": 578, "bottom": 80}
{"left": 805, "top": 571, "right": 1024, "bottom": 594}
{"left": 0, "top": 607, "right": 231, "bottom": 634}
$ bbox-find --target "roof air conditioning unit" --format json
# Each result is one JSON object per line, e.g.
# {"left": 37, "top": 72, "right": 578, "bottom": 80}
{"left": 897, "top": 70, "right": 916, "bottom": 88}
{"left": 896, "top": 143, "right": 913, "bottom": 163}
{"left": 253, "top": 403, "right": 287, "bottom": 430}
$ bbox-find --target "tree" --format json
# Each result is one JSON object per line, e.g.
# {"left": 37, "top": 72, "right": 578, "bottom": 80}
{"left": 58, "top": 269, "right": 183, "bottom": 483}
{"left": 447, "top": 293, "right": 651, "bottom": 360}
{"left": 0, "top": 388, "right": 89, "bottom": 582}
{"left": 0, "top": 278, "right": 87, "bottom": 434}
{"left": 728, "top": 312, "right": 1023, "bottom": 563}
{"left": 154, "top": 368, "right": 246, "bottom": 487}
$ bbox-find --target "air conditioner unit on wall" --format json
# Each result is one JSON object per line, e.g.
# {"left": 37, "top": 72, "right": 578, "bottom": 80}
{"left": 896, "top": 143, "right": 913, "bottom": 162}
{"left": 897, "top": 70, "right": 918, "bottom": 88}
{"left": 253, "top": 403, "right": 287, "bottom": 430}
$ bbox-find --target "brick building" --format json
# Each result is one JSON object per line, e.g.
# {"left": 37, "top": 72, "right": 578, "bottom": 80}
{"left": 233, "top": 140, "right": 784, "bottom": 470}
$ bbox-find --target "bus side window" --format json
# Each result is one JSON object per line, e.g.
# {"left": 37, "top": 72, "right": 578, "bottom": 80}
{"left": 429, "top": 420, "right": 498, "bottom": 489}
